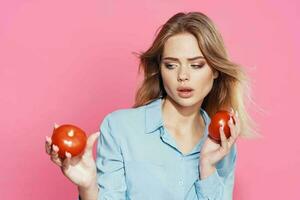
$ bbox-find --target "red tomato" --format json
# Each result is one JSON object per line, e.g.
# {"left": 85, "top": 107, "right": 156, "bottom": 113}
{"left": 51, "top": 124, "right": 87, "bottom": 159}
{"left": 208, "top": 110, "right": 235, "bottom": 144}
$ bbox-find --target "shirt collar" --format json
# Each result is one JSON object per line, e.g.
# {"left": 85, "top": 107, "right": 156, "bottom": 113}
{"left": 144, "top": 97, "right": 211, "bottom": 134}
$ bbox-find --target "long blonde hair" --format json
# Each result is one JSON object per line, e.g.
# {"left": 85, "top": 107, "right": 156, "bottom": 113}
{"left": 133, "top": 12, "right": 259, "bottom": 138}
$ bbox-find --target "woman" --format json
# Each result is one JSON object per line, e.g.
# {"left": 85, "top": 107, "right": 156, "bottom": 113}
{"left": 45, "top": 12, "right": 256, "bottom": 200}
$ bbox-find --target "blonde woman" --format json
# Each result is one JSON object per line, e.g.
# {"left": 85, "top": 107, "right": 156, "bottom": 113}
{"left": 45, "top": 12, "right": 257, "bottom": 200}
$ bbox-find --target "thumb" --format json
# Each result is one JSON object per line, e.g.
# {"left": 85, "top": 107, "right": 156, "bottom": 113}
{"left": 54, "top": 123, "right": 59, "bottom": 129}
{"left": 84, "top": 131, "right": 100, "bottom": 156}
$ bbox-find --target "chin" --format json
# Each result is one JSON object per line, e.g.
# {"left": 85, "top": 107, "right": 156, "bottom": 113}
{"left": 172, "top": 95, "right": 200, "bottom": 108}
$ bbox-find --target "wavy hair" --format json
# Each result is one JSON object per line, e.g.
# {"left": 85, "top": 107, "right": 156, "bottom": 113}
{"left": 132, "top": 12, "right": 259, "bottom": 138}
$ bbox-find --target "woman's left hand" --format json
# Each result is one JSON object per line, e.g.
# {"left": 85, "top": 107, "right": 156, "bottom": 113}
{"left": 200, "top": 109, "right": 241, "bottom": 174}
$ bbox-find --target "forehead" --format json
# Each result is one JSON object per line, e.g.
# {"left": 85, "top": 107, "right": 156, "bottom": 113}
{"left": 162, "top": 33, "right": 203, "bottom": 58}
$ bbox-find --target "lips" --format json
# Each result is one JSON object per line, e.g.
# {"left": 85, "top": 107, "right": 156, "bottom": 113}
{"left": 177, "top": 87, "right": 194, "bottom": 98}
{"left": 177, "top": 86, "right": 194, "bottom": 92}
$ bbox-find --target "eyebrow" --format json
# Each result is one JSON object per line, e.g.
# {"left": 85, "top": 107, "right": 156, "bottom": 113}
{"left": 162, "top": 56, "right": 205, "bottom": 61}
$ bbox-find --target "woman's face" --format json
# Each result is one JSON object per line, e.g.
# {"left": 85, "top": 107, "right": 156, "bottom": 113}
{"left": 160, "top": 32, "right": 218, "bottom": 107}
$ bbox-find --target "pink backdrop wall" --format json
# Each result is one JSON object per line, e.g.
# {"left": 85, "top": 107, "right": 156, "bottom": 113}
{"left": 1, "top": 0, "right": 299, "bottom": 199}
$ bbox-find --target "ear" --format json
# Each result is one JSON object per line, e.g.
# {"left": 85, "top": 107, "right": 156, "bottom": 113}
{"left": 213, "top": 70, "right": 219, "bottom": 79}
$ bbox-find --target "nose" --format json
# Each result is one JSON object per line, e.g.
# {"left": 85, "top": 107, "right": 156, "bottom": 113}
{"left": 177, "top": 66, "right": 190, "bottom": 82}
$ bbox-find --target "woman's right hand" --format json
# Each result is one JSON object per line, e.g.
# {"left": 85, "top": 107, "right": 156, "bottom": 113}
{"left": 45, "top": 123, "right": 100, "bottom": 189}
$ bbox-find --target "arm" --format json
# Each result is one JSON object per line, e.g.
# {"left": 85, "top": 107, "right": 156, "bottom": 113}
{"left": 194, "top": 143, "right": 237, "bottom": 200}
{"left": 78, "top": 183, "right": 99, "bottom": 200}
{"left": 78, "top": 114, "right": 127, "bottom": 200}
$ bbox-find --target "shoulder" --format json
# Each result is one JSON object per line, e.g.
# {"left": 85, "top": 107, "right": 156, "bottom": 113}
{"left": 98, "top": 105, "right": 148, "bottom": 145}
{"left": 100, "top": 104, "right": 147, "bottom": 130}
{"left": 107, "top": 105, "right": 146, "bottom": 122}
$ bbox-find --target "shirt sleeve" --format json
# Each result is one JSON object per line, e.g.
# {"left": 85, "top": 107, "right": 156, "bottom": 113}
{"left": 194, "top": 143, "right": 237, "bottom": 200}
{"left": 78, "top": 114, "right": 127, "bottom": 200}
{"left": 78, "top": 114, "right": 126, "bottom": 200}
{"left": 97, "top": 114, "right": 127, "bottom": 199}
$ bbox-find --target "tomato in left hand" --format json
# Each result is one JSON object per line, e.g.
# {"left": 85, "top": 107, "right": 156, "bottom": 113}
{"left": 208, "top": 110, "right": 235, "bottom": 144}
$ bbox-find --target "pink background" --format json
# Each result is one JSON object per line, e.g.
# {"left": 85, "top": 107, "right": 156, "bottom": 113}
{"left": 1, "top": 0, "right": 299, "bottom": 199}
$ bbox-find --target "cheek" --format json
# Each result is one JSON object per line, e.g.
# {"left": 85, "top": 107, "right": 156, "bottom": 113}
{"left": 161, "top": 73, "right": 171, "bottom": 89}
{"left": 161, "top": 70, "right": 176, "bottom": 93}
{"left": 194, "top": 71, "right": 215, "bottom": 94}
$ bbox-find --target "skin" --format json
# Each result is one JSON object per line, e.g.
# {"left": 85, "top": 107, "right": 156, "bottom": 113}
{"left": 160, "top": 32, "right": 241, "bottom": 179}
{"left": 160, "top": 32, "right": 219, "bottom": 144}
{"left": 45, "top": 126, "right": 100, "bottom": 199}
{"left": 44, "top": 32, "right": 241, "bottom": 199}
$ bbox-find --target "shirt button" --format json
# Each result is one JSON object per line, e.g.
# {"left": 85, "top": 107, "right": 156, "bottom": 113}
{"left": 179, "top": 180, "right": 184, "bottom": 185}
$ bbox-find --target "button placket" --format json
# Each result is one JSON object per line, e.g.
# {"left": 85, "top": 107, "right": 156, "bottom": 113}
{"left": 178, "top": 156, "right": 185, "bottom": 187}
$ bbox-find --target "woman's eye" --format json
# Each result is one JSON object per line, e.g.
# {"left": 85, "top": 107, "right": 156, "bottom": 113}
{"left": 164, "top": 63, "right": 204, "bottom": 69}
{"left": 191, "top": 64, "right": 205, "bottom": 68}
{"left": 164, "top": 63, "right": 176, "bottom": 69}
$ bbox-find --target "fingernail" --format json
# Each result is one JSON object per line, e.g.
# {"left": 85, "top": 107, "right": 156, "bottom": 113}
{"left": 220, "top": 124, "right": 224, "bottom": 130}
{"left": 236, "top": 110, "right": 239, "bottom": 118}
{"left": 54, "top": 123, "right": 59, "bottom": 129}
{"left": 65, "top": 152, "right": 71, "bottom": 158}
{"left": 45, "top": 136, "right": 50, "bottom": 143}
{"left": 229, "top": 117, "right": 233, "bottom": 124}
{"left": 53, "top": 145, "right": 58, "bottom": 151}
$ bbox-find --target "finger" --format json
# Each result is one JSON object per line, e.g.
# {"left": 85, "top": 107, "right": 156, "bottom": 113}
{"left": 228, "top": 117, "right": 236, "bottom": 138}
{"left": 235, "top": 111, "right": 241, "bottom": 135}
{"left": 62, "top": 152, "right": 72, "bottom": 171}
{"left": 219, "top": 125, "right": 228, "bottom": 152}
{"left": 232, "top": 110, "right": 241, "bottom": 137}
{"left": 230, "top": 107, "right": 234, "bottom": 116}
{"left": 51, "top": 156, "right": 63, "bottom": 167}
{"left": 54, "top": 123, "right": 59, "bottom": 129}
{"left": 210, "top": 130, "right": 228, "bottom": 164}
{"left": 46, "top": 136, "right": 52, "bottom": 144}
{"left": 230, "top": 109, "right": 236, "bottom": 124}
{"left": 50, "top": 144, "right": 63, "bottom": 167}
{"left": 229, "top": 113, "right": 241, "bottom": 146}
{"left": 51, "top": 144, "right": 60, "bottom": 160}
{"left": 45, "top": 136, "right": 52, "bottom": 155}
{"left": 84, "top": 131, "right": 100, "bottom": 156}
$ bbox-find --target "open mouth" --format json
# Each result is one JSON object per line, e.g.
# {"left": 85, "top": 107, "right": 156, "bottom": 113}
{"left": 177, "top": 89, "right": 194, "bottom": 98}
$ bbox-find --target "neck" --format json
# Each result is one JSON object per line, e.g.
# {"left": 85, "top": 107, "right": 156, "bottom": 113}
{"left": 161, "top": 96, "right": 205, "bottom": 136}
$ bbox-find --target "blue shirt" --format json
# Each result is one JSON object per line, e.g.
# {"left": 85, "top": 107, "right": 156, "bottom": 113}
{"left": 80, "top": 97, "right": 237, "bottom": 200}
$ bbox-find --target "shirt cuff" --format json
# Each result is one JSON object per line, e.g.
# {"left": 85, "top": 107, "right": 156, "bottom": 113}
{"left": 195, "top": 169, "right": 224, "bottom": 198}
